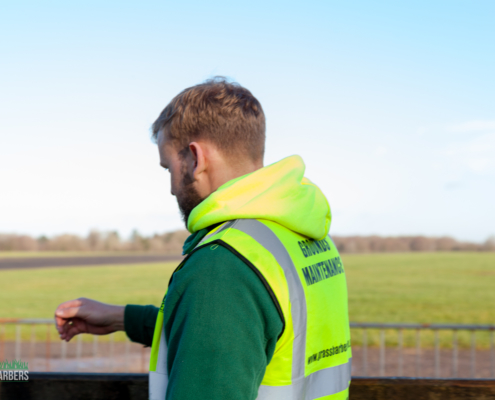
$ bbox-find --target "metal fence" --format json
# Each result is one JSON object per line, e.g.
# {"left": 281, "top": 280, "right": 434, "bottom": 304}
{"left": 2, "top": 319, "right": 495, "bottom": 377}
{"left": 350, "top": 322, "right": 495, "bottom": 378}
{"left": 0, "top": 319, "right": 150, "bottom": 373}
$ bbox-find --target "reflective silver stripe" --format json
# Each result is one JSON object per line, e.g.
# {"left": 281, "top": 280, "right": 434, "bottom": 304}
{"left": 235, "top": 219, "right": 351, "bottom": 399}
{"left": 256, "top": 358, "right": 352, "bottom": 400}
{"left": 233, "top": 219, "right": 307, "bottom": 380}
{"left": 196, "top": 220, "right": 236, "bottom": 248}
{"left": 149, "top": 371, "right": 167, "bottom": 400}
{"left": 149, "top": 321, "right": 168, "bottom": 400}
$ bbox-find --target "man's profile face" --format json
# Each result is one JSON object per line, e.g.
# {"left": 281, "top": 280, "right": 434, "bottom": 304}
{"left": 157, "top": 129, "right": 204, "bottom": 227}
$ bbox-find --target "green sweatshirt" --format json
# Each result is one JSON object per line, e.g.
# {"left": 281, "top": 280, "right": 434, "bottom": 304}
{"left": 124, "top": 226, "right": 284, "bottom": 399}
{"left": 124, "top": 155, "right": 332, "bottom": 400}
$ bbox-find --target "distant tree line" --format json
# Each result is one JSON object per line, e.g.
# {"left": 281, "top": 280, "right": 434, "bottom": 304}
{"left": 0, "top": 230, "right": 190, "bottom": 253}
{"left": 332, "top": 235, "right": 495, "bottom": 253}
{"left": 1, "top": 230, "right": 494, "bottom": 254}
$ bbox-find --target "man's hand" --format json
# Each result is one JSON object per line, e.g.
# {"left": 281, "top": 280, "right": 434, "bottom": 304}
{"left": 54, "top": 298, "right": 125, "bottom": 342}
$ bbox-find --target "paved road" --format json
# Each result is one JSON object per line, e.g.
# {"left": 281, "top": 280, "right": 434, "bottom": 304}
{"left": 0, "top": 255, "right": 183, "bottom": 270}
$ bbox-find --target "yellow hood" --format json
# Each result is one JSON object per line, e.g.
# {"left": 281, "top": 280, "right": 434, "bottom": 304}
{"left": 187, "top": 155, "right": 331, "bottom": 240}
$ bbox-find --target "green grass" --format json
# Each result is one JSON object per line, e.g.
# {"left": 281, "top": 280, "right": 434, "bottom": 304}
{"left": 0, "top": 262, "right": 178, "bottom": 342}
{"left": 344, "top": 252, "right": 495, "bottom": 348}
{"left": 0, "top": 252, "right": 494, "bottom": 347}
{"left": 0, "top": 262, "right": 177, "bottom": 318}
{"left": 345, "top": 252, "right": 495, "bottom": 324}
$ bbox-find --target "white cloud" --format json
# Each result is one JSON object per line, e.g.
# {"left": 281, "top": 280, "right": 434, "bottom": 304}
{"left": 445, "top": 133, "right": 495, "bottom": 174}
{"left": 417, "top": 120, "right": 495, "bottom": 136}
{"left": 374, "top": 146, "right": 387, "bottom": 156}
{"left": 447, "top": 120, "right": 495, "bottom": 133}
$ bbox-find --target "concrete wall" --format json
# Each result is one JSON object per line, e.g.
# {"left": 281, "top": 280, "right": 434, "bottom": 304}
{"left": 2, "top": 373, "right": 495, "bottom": 399}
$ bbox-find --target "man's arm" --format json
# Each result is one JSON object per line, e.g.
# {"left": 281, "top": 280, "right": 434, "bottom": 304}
{"left": 124, "top": 304, "right": 159, "bottom": 346}
{"left": 54, "top": 299, "right": 159, "bottom": 347}
{"left": 163, "top": 244, "right": 283, "bottom": 400}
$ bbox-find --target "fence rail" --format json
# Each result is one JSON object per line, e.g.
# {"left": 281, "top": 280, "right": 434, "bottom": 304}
{"left": 351, "top": 322, "right": 495, "bottom": 331}
{"left": 0, "top": 318, "right": 149, "bottom": 373}
{"left": 350, "top": 322, "right": 495, "bottom": 378}
{"left": 2, "top": 319, "right": 495, "bottom": 378}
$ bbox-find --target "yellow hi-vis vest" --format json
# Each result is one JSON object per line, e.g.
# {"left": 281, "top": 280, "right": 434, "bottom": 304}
{"left": 149, "top": 219, "right": 352, "bottom": 400}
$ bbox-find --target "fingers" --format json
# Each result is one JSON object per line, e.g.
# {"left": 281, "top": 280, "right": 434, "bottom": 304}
{"left": 56, "top": 306, "right": 81, "bottom": 320}
{"left": 56, "top": 299, "right": 83, "bottom": 316}
{"left": 57, "top": 316, "right": 77, "bottom": 338}
{"left": 54, "top": 298, "right": 85, "bottom": 333}
{"left": 59, "top": 318, "right": 114, "bottom": 341}
{"left": 60, "top": 319, "right": 87, "bottom": 341}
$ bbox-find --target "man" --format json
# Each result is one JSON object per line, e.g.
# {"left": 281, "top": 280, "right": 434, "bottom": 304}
{"left": 55, "top": 78, "right": 352, "bottom": 400}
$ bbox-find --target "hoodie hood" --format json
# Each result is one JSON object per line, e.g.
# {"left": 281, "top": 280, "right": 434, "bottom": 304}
{"left": 187, "top": 155, "right": 331, "bottom": 240}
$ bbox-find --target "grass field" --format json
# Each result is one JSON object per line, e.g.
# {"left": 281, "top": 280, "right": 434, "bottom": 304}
{"left": 1, "top": 252, "right": 494, "bottom": 347}
{"left": 343, "top": 252, "right": 495, "bottom": 348}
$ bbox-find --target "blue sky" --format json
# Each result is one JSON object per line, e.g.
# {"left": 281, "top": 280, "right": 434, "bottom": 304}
{"left": 1, "top": 1, "right": 494, "bottom": 242}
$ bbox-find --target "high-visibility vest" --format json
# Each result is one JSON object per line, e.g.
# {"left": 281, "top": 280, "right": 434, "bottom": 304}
{"left": 149, "top": 219, "right": 352, "bottom": 400}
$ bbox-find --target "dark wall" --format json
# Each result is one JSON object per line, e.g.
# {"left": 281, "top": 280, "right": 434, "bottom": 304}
{"left": 351, "top": 377, "right": 495, "bottom": 400}
{"left": 0, "top": 373, "right": 147, "bottom": 400}
{"left": 2, "top": 373, "right": 495, "bottom": 400}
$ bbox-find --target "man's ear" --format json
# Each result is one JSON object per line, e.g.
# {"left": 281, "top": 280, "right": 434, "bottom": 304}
{"left": 188, "top": 142, "right": 207, "bottom": 179}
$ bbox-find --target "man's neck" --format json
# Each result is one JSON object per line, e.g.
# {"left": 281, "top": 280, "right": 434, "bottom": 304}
{"left": 208, "top": 160, "right": 264, "bottom": 193}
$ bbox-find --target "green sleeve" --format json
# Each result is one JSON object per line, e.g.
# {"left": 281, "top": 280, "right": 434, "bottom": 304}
{"left": 163, "top": 244, "right": 284, "bottom": 400}
{"left": 124, "top": 304, "right": 159, "bottom": 347}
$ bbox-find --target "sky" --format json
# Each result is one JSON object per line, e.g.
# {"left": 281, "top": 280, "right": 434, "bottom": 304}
{"left": 0, "top": 1, "right": 494, "bottom": 242}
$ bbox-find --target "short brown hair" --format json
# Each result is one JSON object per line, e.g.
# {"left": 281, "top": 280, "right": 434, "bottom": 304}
{"left": 152, "top": 77, "right": 265, "bottom": 161}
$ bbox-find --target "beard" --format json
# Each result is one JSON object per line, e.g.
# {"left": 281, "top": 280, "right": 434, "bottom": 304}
{"left": 176, "top": 166, "right": 205, "bottom": 229}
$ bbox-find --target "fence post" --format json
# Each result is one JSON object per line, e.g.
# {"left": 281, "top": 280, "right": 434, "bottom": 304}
{"left": 415, "top": 329, "right": 421, "bottom": 377}
{"left": 141, "top": 345, "right": 145, "bottom": 373}
{"left": 471, "top": 330, "right": 476, "bottom": 378}
{"left": 434, "top": 329, "right": 440, "bottom": 378}
{"left": 379, "top": 330, "right": 385, "bottom": 377}
{"left": 61, "top": 339, "right": 67, "bottom": 368}
{"left": 45, "top": 323, "right": 51, "bottom": 372}
{"left": 0, "top": 324, "right": 4, "bottom": 362}
{"left": 30, "top": 324, "right": 36, "bottom": 366}
{"left": 398, "top": 329, "right": 403, "bottom": 376}
{"left": 362, "top": 329, "right": 368, "bottom": 376}
{"left": 15, "top": 324, "right": 21, "bottom": 361}
{"left": 491, "top": 330, "right": 494, "bottom": 379}
{"left": 76, "top": 334, "right": 83, "bottom": 372}
{"left": 125, "top": 340, "right": 130, "bottom": 372}
{"left": 452, "top": 330, "right": 458, "bottom": 378}
{"left": 110, "top": 334, "right": 115, "bottom": 372}
{"left": 93, "top": 335, "right": 98, "bottom": 371}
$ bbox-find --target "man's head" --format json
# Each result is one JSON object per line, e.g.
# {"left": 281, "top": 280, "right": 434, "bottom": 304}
{"left": 152, "top": 77, "right": 266, "bottom": 227}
